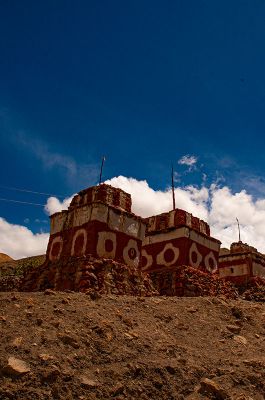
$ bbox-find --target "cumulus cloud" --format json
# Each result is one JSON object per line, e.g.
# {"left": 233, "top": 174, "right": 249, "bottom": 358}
{"left": 105, "top": 176, "right": 209, "bottom": 220}
{"left": 178, "top": 154, "right": 198, "bottom": 167}
{"left": 209, "top": 186, "right": 265, "bottom": 251}
{"left": 45, "top": 195, "right": 74, "bottom": 215}
{"left": 0, "top": 193, "right": 73, "bottom": 258}
{"left": 0, "top": 217, "right": 49, "bottom": 259}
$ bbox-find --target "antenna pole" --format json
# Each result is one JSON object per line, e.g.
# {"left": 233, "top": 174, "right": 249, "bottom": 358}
{"left": 99, "top": 156, "right": 106, "bottom": 185}
{"left": 171, "top": 164, "right": 176, "bottom": 210}
{"left": 236, "top": 217, "right": 241, "bottom": 242}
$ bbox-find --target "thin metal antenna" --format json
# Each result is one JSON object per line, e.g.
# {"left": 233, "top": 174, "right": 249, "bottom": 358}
{"left": 236, "top": 217, "right": 241, "bottom": 242}
{"left": 99, "top": 156, "right": 106, "bottom": 185}
{"left": 171, "top": 163, "right": 176, "bottom": 210}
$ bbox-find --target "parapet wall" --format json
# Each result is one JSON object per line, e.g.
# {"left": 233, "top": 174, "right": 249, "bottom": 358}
{"left": 50, "top": 203, "right": 145, "bottom": 240}
{"left": 69, "top": 184, "right": 132, "bottom": 213}
{"left": 144, "top": 208, "right": 210, "bottom": 236}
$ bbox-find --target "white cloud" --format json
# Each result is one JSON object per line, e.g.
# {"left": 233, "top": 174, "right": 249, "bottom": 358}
{"left": 178, "top": 154, "right": 198, "bottom": 167}
{"left": 0, "top": 217, "right": 49, "bottom": 259}
{"left": 105, "top": 176, "right": 209, "bottom": 219}
{"left": 44, "top": 177, "right": 209, "bottom": 221}
{"left": 45, "top": 195, "right": 74, "bottom": 215}
{"left": 209, "top": 186, "right": 265, "bottom": 251}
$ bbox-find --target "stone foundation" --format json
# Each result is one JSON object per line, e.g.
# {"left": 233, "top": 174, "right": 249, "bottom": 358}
{"left": 150, "top": 265, "right": 238, "bottom": 298}
{"left": 20, "top": 255, "right": 156, "bottom": 296}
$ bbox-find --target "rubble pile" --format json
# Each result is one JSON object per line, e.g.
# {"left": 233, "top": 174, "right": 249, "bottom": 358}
{"left": 151, "top": 265, "right": 238, "bottom": 299}
{"left": 240, "top": 276, "right": 265, "bottom": 302}
{"left": 20, "top": 256, "right": 157, "bottom": 296}
{"left": 0, "top": 275, "right": 21, "bottom": 291}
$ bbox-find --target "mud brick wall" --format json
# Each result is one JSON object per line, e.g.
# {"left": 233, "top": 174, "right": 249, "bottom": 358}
{"left": 251, "top": 255, "right": 265, "bottom": 279}
{"left": 230, "top": 242, "right": 257, "bottom": 254}
{"left": 145, "top": 208, "right": 210, "bottom": 236}
{"left": 142, "top": 225, "right": 220, "bottom": 274}
{"left": 48, "top": 186, "right": 146, "bottom": 269}
{"left": 218, "top": 242, "right": 265, "bottom": 284}
{"left": 69, "top": 184, "right": 132, "bottom": 213}
{"left": 218, "top": 253, "right": 252, "bottom": 284}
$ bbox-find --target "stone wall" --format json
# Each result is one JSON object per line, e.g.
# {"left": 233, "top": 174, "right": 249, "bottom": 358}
{"left": 142, "top": 209, "right": 220, "bottom": 274}
{"left": 48, "top": 184, "right": 146, "bottom": 268}
{"left": 218, "top": 241, "right": 265, "bottom": 284}
{"left": 144, "top": 208, "right": 210, "bottom": 236}
{"left": 150, "top": 265, "right": 237, "bottom": 298}
{"left": 21, "top": 255, "right": 156, "bottom": 296}
{"left": 69, "top": 184, "right": 132, "bottom": 213}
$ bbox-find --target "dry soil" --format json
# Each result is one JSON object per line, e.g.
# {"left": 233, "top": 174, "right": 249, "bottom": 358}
{"left": 0, "top": 292, "right": 264, "bottom": 400}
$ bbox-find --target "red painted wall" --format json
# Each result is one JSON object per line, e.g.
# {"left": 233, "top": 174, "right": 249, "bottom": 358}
{"left": 47, "top": 220, "right": 142, "bottom": 268}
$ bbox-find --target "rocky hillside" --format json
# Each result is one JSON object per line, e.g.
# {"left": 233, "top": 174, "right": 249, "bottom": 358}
{"left": 0, "top": 292, "right": 264, "bottom": 399}
{"left": 0, "top": 255, "right": 46, "bottom": 292}
{"left": 0, "top": 255, "right": 45, "bottom": 277}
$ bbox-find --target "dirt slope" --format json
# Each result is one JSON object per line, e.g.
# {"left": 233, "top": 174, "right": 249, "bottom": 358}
{"left": 0, "top": 254, "right": 13, "bottom": 264}
{"left": 0, "top": 292, "right": 264, "bottom": 400}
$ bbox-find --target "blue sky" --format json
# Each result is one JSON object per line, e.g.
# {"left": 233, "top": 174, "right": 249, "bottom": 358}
{"left": 1, "top": 1, "right": 265, "bottom": 258}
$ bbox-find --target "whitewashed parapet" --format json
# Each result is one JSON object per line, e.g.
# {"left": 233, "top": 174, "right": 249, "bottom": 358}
{"left": 50, "top": 211, "right": 68, "bottom": 235}
{"left": 50, "top": 202, "right": 145, "bottom": 240}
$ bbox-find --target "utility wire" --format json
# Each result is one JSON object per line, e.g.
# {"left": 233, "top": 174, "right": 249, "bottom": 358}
{"left": 0, "top": 185, "right": 66, "bottom": 198}
{"left": 0, "top": 198, "right": 45, "bottom": 207}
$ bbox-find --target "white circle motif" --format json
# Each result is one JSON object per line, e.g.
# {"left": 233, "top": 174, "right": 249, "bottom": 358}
{"left": 71, "top": 229, "right": 87, "bottom": 256}
{"left": 141, "top": 249, "right": 153, "bottom": 271}
{"left": 49, "top": 236, "right": 63, "bottom": 261}
{"left": 123, "top": 239, "right": 140, "bottom": 267}
{"left": 205, "top": 252, "right": 217, "bottom": 273}
{"left": 97, "top": 231, "right": 117, "bottom": 259}
{"left": 189, "top": 243, "right": 203, "bottom": 268}
{"left": 156, "top": 243, "right": 179, "bottom": 267}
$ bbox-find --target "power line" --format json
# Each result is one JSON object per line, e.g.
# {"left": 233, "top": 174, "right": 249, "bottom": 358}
{"left": 0, "top": 185, "right": 66, "bottom": 198}
{"left": 0, "top": 197, "right": 45, "bottom": 207}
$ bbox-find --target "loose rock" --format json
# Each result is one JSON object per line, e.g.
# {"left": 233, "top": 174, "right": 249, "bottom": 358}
{"left": 234, "top": 335, "right": 248, "bottom": 345}
{"left": 199, "top": 377, "right": 229, "bottom": 399}
{"left": 3, "top": 357, "right": 30, "bottom": 376}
